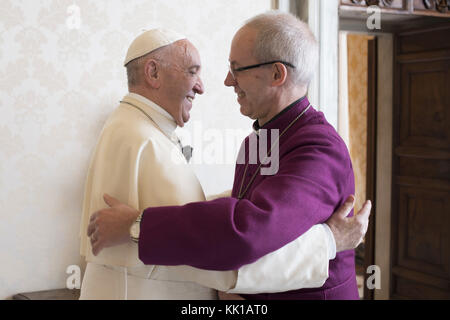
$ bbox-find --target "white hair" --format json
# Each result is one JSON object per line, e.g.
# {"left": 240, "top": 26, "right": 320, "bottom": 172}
{"left": 243, "top": 11, "right": 319, "bottom": 86}
{"left": 125, "top": 44, "right": 173, "bottom": 88}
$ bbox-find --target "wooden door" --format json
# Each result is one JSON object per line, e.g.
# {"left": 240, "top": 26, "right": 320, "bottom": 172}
{"left": 364, "top": 37, "right": 377, "bottom": 300}
{"left": 392, "top": 24, "right": 450, "bottom": 299}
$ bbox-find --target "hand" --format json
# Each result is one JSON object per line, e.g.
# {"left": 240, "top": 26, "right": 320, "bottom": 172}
{"left": 326, "top": 195, "right": 372, "bottom": 252}
{"left": 87, "top": 194, "right": 140, "bottom": 256}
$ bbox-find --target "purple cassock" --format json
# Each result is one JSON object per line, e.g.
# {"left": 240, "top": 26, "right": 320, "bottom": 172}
{"left": 139, "top": 96, "right": 359, "bottom": 300}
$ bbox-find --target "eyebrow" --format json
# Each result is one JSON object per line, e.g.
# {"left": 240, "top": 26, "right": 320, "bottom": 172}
{"left": 229, "top": 60, "right": 243, "bottom": 68}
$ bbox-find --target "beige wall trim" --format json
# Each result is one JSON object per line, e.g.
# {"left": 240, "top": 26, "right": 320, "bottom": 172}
{"left": 290, "top": 0, "right": 339, "bottom": 129}
{"left": 338, "top": 31, "right": 350, "bottom": 147}
{"left": 374, "top": 33, "right": 393, "bottom": 300}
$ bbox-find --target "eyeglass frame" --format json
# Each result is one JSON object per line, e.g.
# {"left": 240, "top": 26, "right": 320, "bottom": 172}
{"left": 228, "top": 60, "right": 296, "bottom": 79}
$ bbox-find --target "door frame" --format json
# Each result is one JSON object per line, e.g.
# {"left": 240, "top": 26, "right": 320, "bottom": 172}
{"left": 338, "top": 30, "right": 394, "bottom": 300}
{"left": 364, "top": 37, "right": 378, "bottom": 300}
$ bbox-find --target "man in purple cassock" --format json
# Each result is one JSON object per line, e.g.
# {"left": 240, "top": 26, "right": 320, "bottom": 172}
{"left": 88, "top": 12, "right": 371, "bottom": 299}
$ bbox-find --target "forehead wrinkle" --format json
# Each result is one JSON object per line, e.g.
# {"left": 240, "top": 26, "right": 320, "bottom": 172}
{"left": 172, "top": 40, "right": 197, "bottom": 67}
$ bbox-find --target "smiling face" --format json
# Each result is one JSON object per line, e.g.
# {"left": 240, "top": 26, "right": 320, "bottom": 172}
{"left": 158, "top": 40, "right": 204, "bottom": 127}
{"left": 224, "top": 27, "right": 275, "bottom": 125}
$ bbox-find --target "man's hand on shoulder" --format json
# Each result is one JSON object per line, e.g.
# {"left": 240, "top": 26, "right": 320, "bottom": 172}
{"left": 87, "top": 194, "right": 140, "bottom": 256}
{"left": 326, "top": 195, "right": 372, "bottom": 252}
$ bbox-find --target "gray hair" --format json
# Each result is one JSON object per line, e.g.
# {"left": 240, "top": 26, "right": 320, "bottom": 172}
{"left": 125, "top": 45, "right": 172, "bottom": 88}
{"left": 244, "top": 11, "right": 318, "bottom": 86}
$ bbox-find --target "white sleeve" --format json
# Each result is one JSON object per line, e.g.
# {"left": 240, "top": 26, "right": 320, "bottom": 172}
{"left": 150, "top": 189, "right": 335, "bottom": 294}
{"left": 321, "top": 223, "right": 336, "bottom": 260}
{"left": 227, "top": 224, "right": 331, "bottom": 294}
{"left": 206, "top": 190, "right": 232, "bottom": 201}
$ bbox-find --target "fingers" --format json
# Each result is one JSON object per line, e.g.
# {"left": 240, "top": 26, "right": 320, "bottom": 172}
{"left": 88, "top": 214, "right": 102, "bottom": 256}
{"left": 90, "top": 229, "right": 98, "bottom": 245}
{"left": 87, "top": 216, "right": 97, "bottom": 237}
{"left": 356, "top": 200, "right": 372, "bottom": 231}
{"left": 335, "top": 195, "right": 355, "bottom": 218}
{"left": 91, "top": 240, "right": 102, "bottom": 256}
{"left": 354, "top": 200, "right": 371, "bottom": 243}
{"left": 354, "top": 237, "right": 364, "bottom": 248}
{"left": 90, "top": 230, "right": 102, "bottom": 256}
{"left": 89, "top": 211, "right": 98, "bottom": 223}
{"left": 103, "top": 193, "right": 121, "bottom": 208}
{"left": 357, "top": 200, "right": 372, "bottom": 218}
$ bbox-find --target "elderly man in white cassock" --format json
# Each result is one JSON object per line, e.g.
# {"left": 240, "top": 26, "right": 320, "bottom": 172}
{"left": 79, "top": 29, "right": 369, "bottom": 300}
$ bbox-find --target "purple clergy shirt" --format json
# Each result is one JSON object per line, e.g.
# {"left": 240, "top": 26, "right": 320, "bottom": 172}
{"left": 138, "top": 97, "right": 359, "bottom": 300}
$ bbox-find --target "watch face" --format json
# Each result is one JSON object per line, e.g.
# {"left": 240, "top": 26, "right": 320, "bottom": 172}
{"left": 131, "top": 222, "right": 140, "bottom": 238}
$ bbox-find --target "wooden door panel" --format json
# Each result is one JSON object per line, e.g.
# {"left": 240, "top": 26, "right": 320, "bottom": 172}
{"left": 398, "top": 26, "right": 450, "bottom": 53}
{"left": 399, "top": 157, "right": 450, "bottom": 180}
{"left": 392, "top": 24, "right": 450, "bottom": 299}
{"left": 397, "top": 187, "right": 449, "bottom": 278}
{"left": 399, "top": 59, "right": 450, "bottom": 149}
{"left": 392, "top": 273, "right": 450, "bottom": 299}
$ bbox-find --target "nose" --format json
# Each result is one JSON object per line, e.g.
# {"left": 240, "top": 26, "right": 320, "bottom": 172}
{"left": 224, "top": 71, "right": 237, "bottom": 87}
{"left": 194, "top": 76, "right": 205, "bottom": 95}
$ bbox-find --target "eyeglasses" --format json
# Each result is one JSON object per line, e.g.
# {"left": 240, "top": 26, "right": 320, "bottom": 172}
{"left": 228, "top": 60, "right": 296, "bottom": 80}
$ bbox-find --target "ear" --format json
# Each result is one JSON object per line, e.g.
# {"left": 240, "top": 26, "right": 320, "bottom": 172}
{"left": 270, "top": 62, "right": 288, "bottom": 87}
{"left": 144, "top": 59, "right": 161, "bottom": 89}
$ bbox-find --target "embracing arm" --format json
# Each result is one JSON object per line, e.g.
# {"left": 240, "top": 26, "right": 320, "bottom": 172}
{"left": 227, "top": 196, "right": 371, "bottom": 294}
{"left": 89, "top": 127, "right": 371, "bottom": 291}
{"left": 148, "top": 195, "right": 371, "bottom": 294}
{"left": 201, "top": 190, "right": 331, "bottom": 293}
{"left": 138, "top": 129, "right": 353, "bottom": 270}
{"left": 89, "top": 193, "right": 371, "bottom": 293}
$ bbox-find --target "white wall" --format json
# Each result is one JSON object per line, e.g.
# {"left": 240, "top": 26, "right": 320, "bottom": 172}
{"left": 0, "top": 0, "right": 272, "bottom": 299}
{"left": 280, "top": 0, "right": 339, "bottom": 130}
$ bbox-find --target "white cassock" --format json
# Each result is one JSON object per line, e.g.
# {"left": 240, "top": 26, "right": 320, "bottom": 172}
{"left": 78, "top": 93, "right": 334, "bottom": 300}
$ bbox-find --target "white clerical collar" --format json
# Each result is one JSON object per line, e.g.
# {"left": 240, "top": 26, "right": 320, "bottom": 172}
{"left": 124, "top": 93, "right": 177, "bottom": 138}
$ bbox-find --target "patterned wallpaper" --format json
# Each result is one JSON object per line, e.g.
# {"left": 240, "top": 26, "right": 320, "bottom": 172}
{"left": 0, "top": 0, "right": 271, "bottom": 299}
{"left": 347, "top": 34, "right": 374, "bottom": 214}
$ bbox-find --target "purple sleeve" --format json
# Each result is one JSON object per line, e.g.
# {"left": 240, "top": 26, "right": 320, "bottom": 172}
{"left": 138, "top": 128, "right": 353, "bottom": 271}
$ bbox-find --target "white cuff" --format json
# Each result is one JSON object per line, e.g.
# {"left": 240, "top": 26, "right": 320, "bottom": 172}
{"left": 321, "top": 223, "right": 336, "bottom": 260}
{"left": 206, "top": 189, "right": 232, "bottom": 201}
{"left": 228, "top": 224, "right": 329, "bottom": 294}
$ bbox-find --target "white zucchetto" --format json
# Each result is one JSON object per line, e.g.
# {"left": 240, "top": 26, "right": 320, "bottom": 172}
{"left": 124, "top": 28, "right": 186, "bottom": 66}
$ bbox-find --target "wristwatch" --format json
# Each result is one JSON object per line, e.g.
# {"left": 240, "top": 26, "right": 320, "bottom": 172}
{"left": 130, "top": 210, "right": 144, "bottom": 243}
